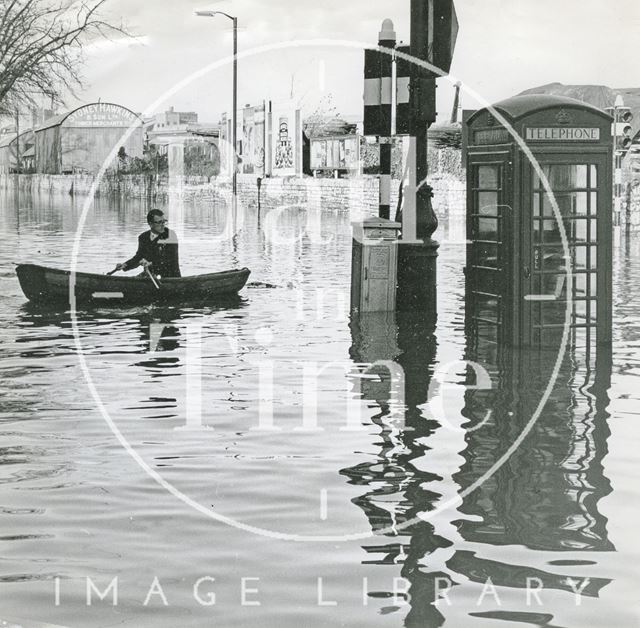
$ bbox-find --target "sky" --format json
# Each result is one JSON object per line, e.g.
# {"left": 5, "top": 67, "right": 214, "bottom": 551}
{"left": 56, "top": 0, "right": 640, "bottom": 124}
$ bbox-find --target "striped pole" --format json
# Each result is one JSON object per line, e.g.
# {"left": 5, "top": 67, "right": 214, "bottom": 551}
{"left": 378, "top": 21, "right": 395, "bottom": 219}
{"left": 379, "top": 141, "right": 392, "bottom": 219}
{"left": 363, "top": 20, "right": 396, "bottom": 219}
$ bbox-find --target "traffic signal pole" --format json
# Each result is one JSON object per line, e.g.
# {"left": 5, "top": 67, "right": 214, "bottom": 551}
{"left": 608, "top": 95, "right": 634, "bottom": 236}
{"left": 396, "top": 0, "right": 439, "bottom": 317}
{"left": 613, "top": 97, "right": 622, "bottom": 230}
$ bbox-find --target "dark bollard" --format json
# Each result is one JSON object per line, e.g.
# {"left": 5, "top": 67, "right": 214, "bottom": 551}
{"left": 256, "top": 176, "right": 262, "bottom": 228}
{"left": 396, "top": 182, "right": 439, "bottom": 319}
{"left": 397, "top": 239, "right": 439, "bottom": 317}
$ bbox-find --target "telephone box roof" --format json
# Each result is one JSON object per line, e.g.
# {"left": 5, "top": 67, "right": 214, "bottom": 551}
{"left": 468, "top": 94, "right": 612, "bottom": 125}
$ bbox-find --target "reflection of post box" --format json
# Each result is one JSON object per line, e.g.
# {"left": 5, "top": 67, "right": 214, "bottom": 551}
{"left": 351, "top": 217, "right": 401, "bottom": 312}
{"left": 464, "top": 94, "right": 613, "bottom": 347}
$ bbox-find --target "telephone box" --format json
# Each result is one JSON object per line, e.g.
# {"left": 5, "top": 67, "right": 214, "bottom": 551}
{"left": 465, "top": 94, "right": 613, "bottom": 347}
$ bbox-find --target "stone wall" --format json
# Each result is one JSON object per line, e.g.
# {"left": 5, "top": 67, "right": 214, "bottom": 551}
{"left": 0, "top": 172, "right": 158, "bottom": 197}
{"left": 0, "top": 161, "right": 467, "bottom": 237}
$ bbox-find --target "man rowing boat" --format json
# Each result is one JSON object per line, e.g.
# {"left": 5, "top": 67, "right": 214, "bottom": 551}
{"left": 116, "top": 209, "right": 181, "bottom": 278}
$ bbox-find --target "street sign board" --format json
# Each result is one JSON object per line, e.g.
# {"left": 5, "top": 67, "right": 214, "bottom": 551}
{"left": 431, "top": 0, "right": 459, "bottom": 76}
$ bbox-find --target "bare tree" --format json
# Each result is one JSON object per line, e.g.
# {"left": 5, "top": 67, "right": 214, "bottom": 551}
{"left": 0, "top": 0, "right": 126, "bottom": 113}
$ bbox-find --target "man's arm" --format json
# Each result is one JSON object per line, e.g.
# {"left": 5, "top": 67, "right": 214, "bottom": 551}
{"left": 119, "top": 234, "right": 146, "bottom": 271}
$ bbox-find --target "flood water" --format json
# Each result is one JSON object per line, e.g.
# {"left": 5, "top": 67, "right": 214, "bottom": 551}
{"left": 0, "top": 187, "right": 638, "bottom": 627}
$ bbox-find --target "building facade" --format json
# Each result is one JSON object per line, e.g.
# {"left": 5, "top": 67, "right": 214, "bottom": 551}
{"left": 34, "top": 103, "right": 143, "bottom": 174}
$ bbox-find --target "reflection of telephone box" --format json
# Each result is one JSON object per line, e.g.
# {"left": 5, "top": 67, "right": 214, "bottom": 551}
{"left": 351, "top": 217, "right": 401, "bottom": 312}
{"left": 464, "top": 95, "right": 613, "bottom": 347}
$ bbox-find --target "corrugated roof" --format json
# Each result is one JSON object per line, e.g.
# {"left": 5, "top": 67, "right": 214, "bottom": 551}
{"left": 34, "top": 112, "right": 67, "bottom": 131}
{"left": 0, "top": 134, "right": 17, "bottom": 148}
{"left": 0, "top": 130, "right": 33, "bottom": 148}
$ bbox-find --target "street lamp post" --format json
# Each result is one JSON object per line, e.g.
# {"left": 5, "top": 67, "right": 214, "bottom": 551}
{"left": 195, "top": 9, "right": 238, "bottom": 232}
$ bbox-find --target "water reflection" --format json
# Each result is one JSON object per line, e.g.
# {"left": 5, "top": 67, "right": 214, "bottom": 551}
{"left": 347, "top": 311, "right": 451, "bottom": 625}
{"left": 347, "top": 310, "right": 614, "bottom": 624}
{"left": 452, "top": 342, "right": 613, "bottom": 618}
{"left": 12, "top": 299, "right": 248, "bottom": 426}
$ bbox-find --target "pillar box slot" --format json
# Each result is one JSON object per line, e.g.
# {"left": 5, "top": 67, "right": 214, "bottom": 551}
{"left": 464, "top": 94, "right": 613, "bottom": 347}
{"left": 351, "top": 217, "right": 401, "bottom": 313}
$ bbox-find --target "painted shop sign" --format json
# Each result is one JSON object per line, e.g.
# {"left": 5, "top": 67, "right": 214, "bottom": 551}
{"left": 525, "top": 127, "right": 600, "bottom": 141}
{"left": 66, "top": 104, "right": 139, "bottom": 128}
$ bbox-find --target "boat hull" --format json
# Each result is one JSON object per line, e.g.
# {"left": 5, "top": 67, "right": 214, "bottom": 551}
{"left": 15, "top": 264, "right": 251, "bottom": 305}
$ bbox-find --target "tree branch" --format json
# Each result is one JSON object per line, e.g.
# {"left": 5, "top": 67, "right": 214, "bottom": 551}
{"left": 0, "top": 0, "right": 129, "bottom": 112}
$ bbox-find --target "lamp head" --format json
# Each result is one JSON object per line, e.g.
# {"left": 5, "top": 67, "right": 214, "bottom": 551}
{"left": 195, "top": 8, "right": 235, "bottom": 20}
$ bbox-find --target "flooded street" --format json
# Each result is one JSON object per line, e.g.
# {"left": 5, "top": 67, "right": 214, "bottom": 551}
{"left": 0, "top": 189, "right": 638, "bottom": 627}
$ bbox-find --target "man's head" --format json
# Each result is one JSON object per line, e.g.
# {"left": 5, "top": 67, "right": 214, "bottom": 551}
{"left": 147, "top": 209, "right": 166, "bottom": 235}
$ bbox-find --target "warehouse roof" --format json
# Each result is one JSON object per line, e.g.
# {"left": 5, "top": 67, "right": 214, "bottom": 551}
{"left": 0, "top": 130, "right": 34, "bottom": 148}
{"left": 34, "top": 102, "right": 141, "bottom": 132}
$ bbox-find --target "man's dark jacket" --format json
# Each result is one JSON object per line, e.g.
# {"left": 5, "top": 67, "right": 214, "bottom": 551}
{"left": 122, "top": 228, "right": 181, "bottom": 277}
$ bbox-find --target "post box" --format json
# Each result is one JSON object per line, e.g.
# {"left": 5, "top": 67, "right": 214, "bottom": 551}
{"left": 464, "top": 94, "right": 613, "bottom": 347}
{"left": 351, "top": 217, "right": 401, "bottom": 313}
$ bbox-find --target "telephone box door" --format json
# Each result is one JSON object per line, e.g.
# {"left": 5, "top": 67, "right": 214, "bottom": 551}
{"left": 466, "top": 150, "right": 513, "bottom": 344}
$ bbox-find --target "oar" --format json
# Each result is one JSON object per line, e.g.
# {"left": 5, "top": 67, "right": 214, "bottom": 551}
{"left": 144, "top": 266, "right": 161, "bottom": 290}
{"left": 106, "top": 266, "right": 119, "bottom": 276}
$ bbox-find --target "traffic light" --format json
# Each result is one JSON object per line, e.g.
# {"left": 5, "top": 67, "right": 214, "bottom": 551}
{"left": 395, "top": 45, "right": 433, "bottom": 132}
{"left": 615, "top": 107, "right": 633, "bottom": 154}
{"left": 607, "top": 105, "right": 634, "bottom": 155}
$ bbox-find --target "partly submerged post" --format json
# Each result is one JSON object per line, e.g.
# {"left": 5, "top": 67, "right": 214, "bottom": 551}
{"left": 396, "top": 0, "right": 458, "bottom": 318}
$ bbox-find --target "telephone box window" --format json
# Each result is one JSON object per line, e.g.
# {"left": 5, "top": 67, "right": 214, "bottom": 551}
{"left": 531, "top": 162, "right": 599, "bottom": 345}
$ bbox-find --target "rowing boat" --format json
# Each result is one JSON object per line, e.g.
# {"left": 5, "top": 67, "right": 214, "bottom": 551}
{"left": 15, "top": 264, "right": 251, "bottom": 305}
